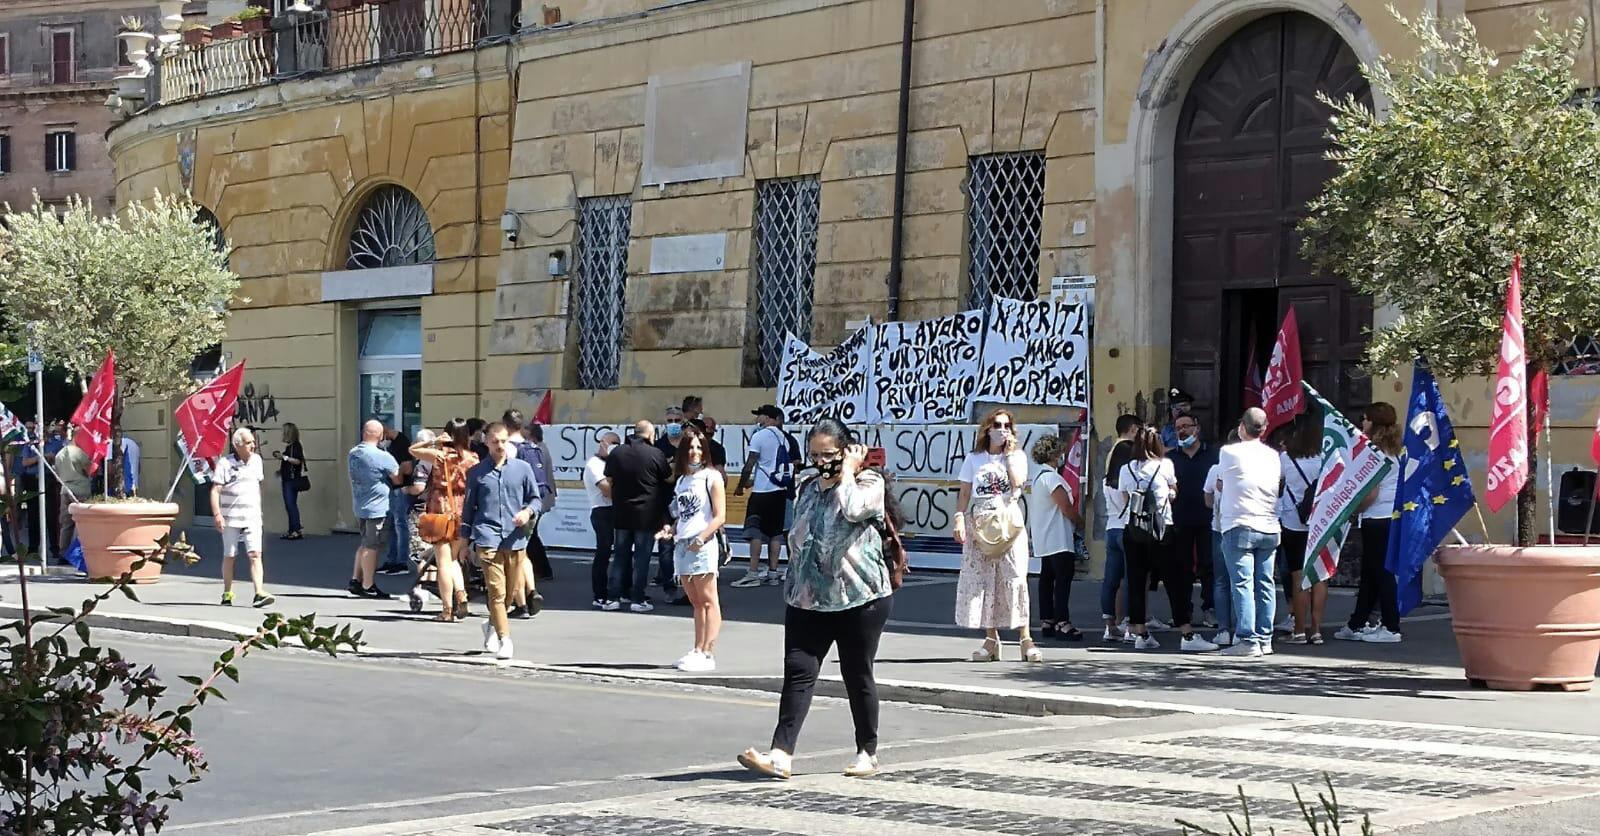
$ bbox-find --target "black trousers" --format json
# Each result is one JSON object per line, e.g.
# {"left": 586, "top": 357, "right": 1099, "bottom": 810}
{"left": 1170, "top": 523, "right": 1214, "bottom": 611}
{"left": 772, "top": 596, "right": 893, "bottom": 756}
{"left": 17, "top": 476, "right": 38, "bottom": 554}
{"left": 1125, "top": 534, "right": 1192, "bottom": 627}
{"left": 1037, "top": 551, "right": 1075, "bottom": 626}
{"left": 589, "top": 506, "right": 614, "bottom": 601}
{"left": 1348, "top": 518, "right": 1400, "bottom": 633}
{"left": 526, "top": 515, "right": 553, "bottom": 580}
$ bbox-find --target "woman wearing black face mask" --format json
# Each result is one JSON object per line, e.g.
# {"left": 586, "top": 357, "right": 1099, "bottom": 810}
{"left": 739, "top": 417, "right": 896, "bottom": 781}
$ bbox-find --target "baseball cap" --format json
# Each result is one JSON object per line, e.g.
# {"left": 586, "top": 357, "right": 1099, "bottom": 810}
{"left": 752, "top": 405, "right": 784, "bottom": 421}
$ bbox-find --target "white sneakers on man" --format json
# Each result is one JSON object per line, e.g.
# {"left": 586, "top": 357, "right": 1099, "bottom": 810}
{"left": 1133, "top": 634, "right": 1161, "bottom": 650}
{"left": 1361, "top": 626, "right": 1403, "bottom": 643}
{"left": 496, "top": 637, "right": 515, "bottom": 661}
{"left": 1211, "top": 630, "right": 1235, "bottom": 647}
{"left": 844, "top": 751, "right": 879, "bottom": 777}
{"left": 1332, "top": 625, "right": 1372, "bottom": 641}
{"left": 1180, "top": 635, "right": 1219, "bottom": 653}
{"left": 482, "top": 620, "right": 501, "bottom": 654}
{"left": 675, "top": 650, "right": 716, "bottom": 672}
{"left": 1221, "top": 642, "right": 1263, "bottom": 658}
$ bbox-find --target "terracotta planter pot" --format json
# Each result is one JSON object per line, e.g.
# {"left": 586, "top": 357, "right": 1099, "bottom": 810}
{"left": 1436, "top": 544, "right": 1600, "bottom": 691}
{"left": 212, "top": 21, "right": 242, "bottom": 39}
{"left": 70, "top": 502, "right": 180, "bottom": 583}
{"left": 240, "top": 16, "right": 270, "bottom": 34}
{"left": 328, "top": 0, "right": 359, "bottom": 8}
{"left": 183, "top": 28, "right": 212, "bottom": 46}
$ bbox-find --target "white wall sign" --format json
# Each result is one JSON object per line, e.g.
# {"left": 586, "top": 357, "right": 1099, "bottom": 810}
{"left": 642, "top": 62, "right": 751, "bottom": 185}
{"left": 320, "top": 264, "right": 434, "bottom": 302}
{"left": 648, "top": 233, "right": 727, "bottom": 274}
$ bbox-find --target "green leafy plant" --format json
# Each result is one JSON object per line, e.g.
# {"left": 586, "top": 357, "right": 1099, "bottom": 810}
{"left": 236, "top": 7, "right": 269, "bottom": 21}
{"left": 1, "top": 494, "right": 362, "bottom": 834}
{"left": 0, "top": 193, "right": 240, "bottom": 499}
{"left": 1177, "top": 775, "right": 1374, "bottom": 836}
{"left": 1300, "top": 10, "right": 1600, "bottom": 546}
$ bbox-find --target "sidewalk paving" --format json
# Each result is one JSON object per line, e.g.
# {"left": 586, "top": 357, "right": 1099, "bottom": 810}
{"left": 3, "top": 528, "right": 1596, "bottom": 735}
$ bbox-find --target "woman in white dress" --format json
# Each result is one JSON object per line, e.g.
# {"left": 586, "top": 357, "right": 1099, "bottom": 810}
{"left": 952, "top": 409, "right": 1040, "bottom": 663}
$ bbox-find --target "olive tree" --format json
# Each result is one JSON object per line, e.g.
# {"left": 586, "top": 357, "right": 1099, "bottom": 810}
{"left": 0, "top": 192, "right": 238, "bottom": 497}
{"left": 1301, "top": 12, "right": 1600, "bottom": 546}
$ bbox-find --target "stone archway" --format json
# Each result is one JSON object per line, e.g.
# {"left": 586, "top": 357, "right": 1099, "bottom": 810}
{"left": 1170, "top": 11, "right": 1373, "bottom": 433}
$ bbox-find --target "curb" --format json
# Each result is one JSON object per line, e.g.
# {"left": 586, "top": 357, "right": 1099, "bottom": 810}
{"left": 0, "top": 604, "right": 251, "bottom": 643}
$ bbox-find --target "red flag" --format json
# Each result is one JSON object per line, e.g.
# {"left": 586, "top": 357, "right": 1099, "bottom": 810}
{"left": 1059, "top": 427, "right": 1085, "bottom": 508}
{"left": 1485, "top": 256, "right": 1529, "bottom": 512}
{"left": 533, "top": 390, "right": 553, "bottom": 426}
{"left": 1259, "top": 308, "right": 1306, "bottom": 435}
{"left": 71, "top": 352, "right": 116, "bottom": 475}
{"left": 1242, "top": 324, "right": 1264, "bottom": 410}
{"left": 175, "top": 364, "right": 246, "bottom": 461}
{"left": 1589, "top": 408, "right": 1600, "bottom": 497}
{"left": 1530, "top": 367, "right": 1550, "bottom": 432}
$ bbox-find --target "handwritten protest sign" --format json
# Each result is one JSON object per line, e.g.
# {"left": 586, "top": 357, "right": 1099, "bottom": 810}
{"left": 869, "top": 311, "right": 984, "bottom": 424}
{"left": 975, "top": 296, "right": 1089, "bottom": 407}
{"left": 776, "top": 324, "right": 872, "bottom": 424}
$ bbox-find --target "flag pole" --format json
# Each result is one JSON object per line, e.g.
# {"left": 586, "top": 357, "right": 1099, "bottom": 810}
{"left": 163, "top": 445, "right": 194, "bottom": 503}
{"left": 1472, "top": 501, "right": 1492, "bottom": 543}
{"left": 1585, "top": 486, "right": 1597, "bottom": 547}
{"left": 33, "top": 367, "right": 45, "bottom": 572}
{"left": 1544, "top": 417, "right": 1555, "bottom": 544}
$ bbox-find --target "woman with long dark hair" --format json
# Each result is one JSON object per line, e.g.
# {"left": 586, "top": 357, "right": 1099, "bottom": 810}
{"left": 1276, "top": 411, "right": 1325, "bottom": 644}
{"left": 1337, "top": 402, "right": 1405, "bottom": 644}
{"left": 1118, "top": 427, "right": 1215, "bottom": 652}
{"left": 662, "top": 425, "right": 726, "bottom": 672}
{"left": 739, "top": 417, "right": 896, "bottom": 780}
{"left": 952, "top": 408, "right": 1041, "bottom": 662}
{"left": 275, "top": 423, "right": 307, "bottom": 540}
{"left": 411, "top": 418, "right": 479, "bottom": 622}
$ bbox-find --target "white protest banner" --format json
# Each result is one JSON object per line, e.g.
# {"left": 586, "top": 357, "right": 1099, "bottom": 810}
{"left": 975, "top": 296, "right": 1090, "bottom": 407}
{"left": 776, "top": 324, "right": 872, "bottom": 424}
{"left": 870, "top": 311, "right": 984, "bottom": 424}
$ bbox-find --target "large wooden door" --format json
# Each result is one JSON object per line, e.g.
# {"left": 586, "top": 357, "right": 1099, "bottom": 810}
{"left": 1172, "top": 12, "right": 1372, "bottom": 433}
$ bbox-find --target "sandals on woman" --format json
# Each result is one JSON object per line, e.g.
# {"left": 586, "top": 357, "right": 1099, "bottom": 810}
{"left": 971, "top": 638, "right": 1001, "bottom": 662}
{"left": 737, "top": 747, "right": 792, "bottom": 780}
{"left": 1020, "top": 638, "right": 1044, "bottom": 663}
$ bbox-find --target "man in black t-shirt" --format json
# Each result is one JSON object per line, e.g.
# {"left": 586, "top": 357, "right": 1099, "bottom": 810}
{"left": 378, "top": 423, "right": 414, "bottom": 575}
{"left": 604, "top": 421, "right": 673, "bottom": 612}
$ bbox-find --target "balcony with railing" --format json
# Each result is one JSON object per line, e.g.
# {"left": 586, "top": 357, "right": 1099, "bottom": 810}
{"left": 152, "top": 0, "right": 509, "bottom": 106}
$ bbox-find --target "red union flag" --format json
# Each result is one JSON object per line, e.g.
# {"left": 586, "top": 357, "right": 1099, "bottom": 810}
{"left": 72, "top": 352, "right": 116, "bottom": 475}
{"left": 1485, "top": 256, "right": 1529, "bottom": 512}
{"left": 1590, "top": 408, "right": 1600, "bottom": 497}
{"left": 1060, "top": 427, "right": 1085, "bottom": 508}
{"left": 175, "top": 363, "right": 246, "bottom": 461}
{"left": 1260, "top": 308, "right": 1306, "bottom": 434}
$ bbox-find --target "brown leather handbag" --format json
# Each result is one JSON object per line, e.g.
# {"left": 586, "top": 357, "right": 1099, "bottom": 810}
{"left": 417, "top": 455, "right": 460, "bottom": 545}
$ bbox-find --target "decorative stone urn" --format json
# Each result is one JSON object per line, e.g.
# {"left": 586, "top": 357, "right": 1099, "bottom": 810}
{"left": 1435, "top": 544, "right": 1600, "bottom": 691}
{"left": 70, "top": 502, "right": 180, "bottom": 583}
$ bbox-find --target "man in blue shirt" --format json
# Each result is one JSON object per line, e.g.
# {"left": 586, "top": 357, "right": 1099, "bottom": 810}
{"left": 460, "top": 421, "right": 541, "bottom": 661}
{"left": 13, "top": 419, "right": 40, "bottom": 555}
{"left": 1166, "top": 412, "right": 1220, "bottom": 623}
{"left": 347, "top": 420, "right": 401, "bottom": 599}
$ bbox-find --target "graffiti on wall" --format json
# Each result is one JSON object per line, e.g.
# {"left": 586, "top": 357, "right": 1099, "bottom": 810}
{"left": 234, "top": 383, "right": 280, "bottom": 427}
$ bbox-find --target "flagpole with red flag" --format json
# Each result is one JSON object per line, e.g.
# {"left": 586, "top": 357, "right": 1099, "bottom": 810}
{"left": 71, "top": 352, "right": 117, "bottom": 478}
{"left": 1259, "top": 308, "right": 1307, "bottom": 436}
{"left": 1585, "top": 406, "right": 1600, "bottom": 546}
{"left": 1531, "top": 367, "right": 1553, "bottom": 543}
{"left": 1485, "top": 256, "right": 1530, "bottom": 529}
{"left": 166, "top": 361, "right": 246, "bottom": 502}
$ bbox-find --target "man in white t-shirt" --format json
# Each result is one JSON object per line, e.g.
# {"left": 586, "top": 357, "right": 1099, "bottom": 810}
{"left": 212, "top": 427, "right": 273, "bottom": 608}
{"left": 1215, "top": 408, "right": 1281, "bottom": 657}
{"left": 733, "top": 405, "right": 793, "bottom": 588}
{"left": 584, "top": 431, "right": 620, "bottom": 609}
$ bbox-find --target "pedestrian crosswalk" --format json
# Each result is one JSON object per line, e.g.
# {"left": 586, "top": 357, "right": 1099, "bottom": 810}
{"left": 391, "top": 717, "right": 1600, "bottom": 836}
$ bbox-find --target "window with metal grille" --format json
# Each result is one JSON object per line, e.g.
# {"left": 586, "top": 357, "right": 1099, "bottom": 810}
{"left": 1555, "top": 335, "right": 1600, "bottom": 375}
{"left": 574, "top": 196, "right": 632, "bottom": 390}
{"left": 964, "top": 151, "right": 1045, "bottom": 310}
{"left": 749, "top": 176, "right": 821, "bottom": 387}
{"left": 346, "top": 185, "right": 435, "bottom": 269}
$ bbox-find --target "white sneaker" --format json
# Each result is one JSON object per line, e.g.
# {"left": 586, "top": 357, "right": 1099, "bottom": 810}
{"left": 1275, "top": 617, "right": 1295, "bottom": 634}
{"left": 482, "top": 621, "right": 501, "bottom": 655}
{"left": 630, "top": 600, "right": 655, "bottom": 613}
{"left": 1261, "top": 641, "right": 1275, "bottom": 656}
{"left": 675, "top": 649, "right": 703, "bottom": 669}
{"left": 496, "top": 637, "right": 514, "bottom": 661}
{"left": 766, "top": 568, "right": 785, "bottom": 587}
{"left": 1121, "top": 627, "right": 1138, "bottom": 643}
{"left": 1196, "top": 609, "right": 1218, "bottom": 629}
{"left": 591, "top": 598, "right": 607, "bottom": 610}
{"left": 1101, "top": 626, "right": 1122, "bottom": 642}
{"left": 1180, "top": 635, "right": 1219, "bottom": 653}
{"left": 731, "top": 571, "right": 764, "bottom": 588}
{"left": 1134, "top": 634, "right": 1161, "bottom": 650}
{"left": 601, "top": 599, "right": 622, "bottom": 612}
{"left": 843, "top": 750, "right": 880, "bottom": 777}
{"left": 1145, "top": 617, "right": 1172, "bottom": 632}
{"left": 1211, "top": 630, "right": 1234, "bottom": 647}
{"left": 1332, "top": 625, "right": 1364, "bottom": 641}
{"left": 1221, "top": 642, "right": 1263, "bottom": 658}
{"left": 1360, "top": 626, "right": 1403, "bottom": 644}
{"left": 678, "top": 652, "right": 716, "bottom": 673}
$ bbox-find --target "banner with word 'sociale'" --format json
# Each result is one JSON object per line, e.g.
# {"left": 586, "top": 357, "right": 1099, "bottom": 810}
{"left": 538, "top": 422, "right": 1061, "bottom": 571}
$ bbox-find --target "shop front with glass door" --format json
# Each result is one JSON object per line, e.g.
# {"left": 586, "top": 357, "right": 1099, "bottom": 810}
{"left": 357, "top": 309, "right": 422, "bottom": 438}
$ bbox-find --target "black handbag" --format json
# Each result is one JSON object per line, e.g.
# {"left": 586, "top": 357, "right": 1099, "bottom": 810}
{"left": 294, "top": 463, "right": 311, "bottom": 493}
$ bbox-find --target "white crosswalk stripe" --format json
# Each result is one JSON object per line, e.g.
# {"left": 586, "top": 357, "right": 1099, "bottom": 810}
{"left": 315, "top": 717, "right": 1600, "bottom": 836}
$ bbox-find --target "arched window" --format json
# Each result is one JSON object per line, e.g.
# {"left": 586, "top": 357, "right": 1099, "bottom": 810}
{"left": 346, "top": 186, "right": 435, "bottom": 270}
{"left": 194, "top": 207, "right": 227, "bottom": 263}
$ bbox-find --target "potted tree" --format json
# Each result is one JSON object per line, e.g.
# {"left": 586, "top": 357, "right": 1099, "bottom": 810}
{"left": 0, "top": 194, "right": 237, "bottom": 583}
{"left": 1303, "top": 13, "right": 1600, "bottom": 690}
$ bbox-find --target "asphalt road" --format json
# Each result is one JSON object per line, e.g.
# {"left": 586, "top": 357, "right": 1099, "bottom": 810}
{"left": 107, "top": 632, "right": 1048, "bottom": 836}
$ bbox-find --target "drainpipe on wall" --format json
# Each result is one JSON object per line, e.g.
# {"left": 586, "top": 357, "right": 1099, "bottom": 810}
{"left": 885, "top": 0, "right": 915, "bottom": 322}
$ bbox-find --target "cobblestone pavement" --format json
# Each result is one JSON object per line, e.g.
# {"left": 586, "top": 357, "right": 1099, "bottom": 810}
{"left": 311, "top": 717, "right": 1600, "bottom": 836}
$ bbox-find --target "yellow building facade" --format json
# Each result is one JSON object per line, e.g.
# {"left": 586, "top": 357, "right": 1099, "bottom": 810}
{"left": 109, "top": 0, "right": 1600, "bottom": 555}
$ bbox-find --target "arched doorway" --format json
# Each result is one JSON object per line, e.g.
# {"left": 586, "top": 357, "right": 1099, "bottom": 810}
{"left": 343, "top": 185, "right": 434, "bottom": 438}
{"left": 1170, "top": 11, "right": 1372, "bottom": 434}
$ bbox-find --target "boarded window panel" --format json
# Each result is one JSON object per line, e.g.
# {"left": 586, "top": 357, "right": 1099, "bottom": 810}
{"left": 642, "top": 62, "right": 750, "bottom": 186}
{"left": 750, "top": 176, "right": 821, "bottom": 387}
{"left": 574, "top": 196, "right": 633, "bottom": 390}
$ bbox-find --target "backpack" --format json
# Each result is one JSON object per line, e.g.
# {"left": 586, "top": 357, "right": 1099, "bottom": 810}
{"left": 513, "top": 440, "right": 551, "bottom": 513}
{"left": 760, "top": 427, "right": 796, "bottom": 494}
{"left": 1287, "top": 457, "right": 1316, "bottom": 525}
{"left": 1123, "top": 463, "right": 1169, "bottom": 547}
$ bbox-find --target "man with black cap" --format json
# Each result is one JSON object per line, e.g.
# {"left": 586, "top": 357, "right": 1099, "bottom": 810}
{"left": 734, "top": 405, "right": 799, "bottom": 588}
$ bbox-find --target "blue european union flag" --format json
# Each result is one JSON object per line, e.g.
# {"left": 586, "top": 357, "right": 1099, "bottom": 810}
{"left": 1385, "top": 358, "right": 1477, "bottom": 616}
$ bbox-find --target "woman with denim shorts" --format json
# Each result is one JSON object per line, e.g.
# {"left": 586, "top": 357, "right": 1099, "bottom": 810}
{"left": 661, "top": 425, "right": 725, "bottom": 673}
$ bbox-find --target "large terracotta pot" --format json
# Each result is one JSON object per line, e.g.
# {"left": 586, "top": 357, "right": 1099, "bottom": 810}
{"left": 69, "top": 502, "right": 180, "bottom": 583}
{"left": 1436, "top": 544, "right": 1600, "bottom": 691}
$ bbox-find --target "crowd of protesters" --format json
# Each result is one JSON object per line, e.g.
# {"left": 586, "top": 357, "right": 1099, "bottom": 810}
{"left": 0, "top": 418, "right": 142, "bottom": 565}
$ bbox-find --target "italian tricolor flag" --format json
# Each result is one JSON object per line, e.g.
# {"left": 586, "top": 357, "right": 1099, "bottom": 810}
{"left": 1301, "top": 383, "right": 1395, "bottom": 587}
